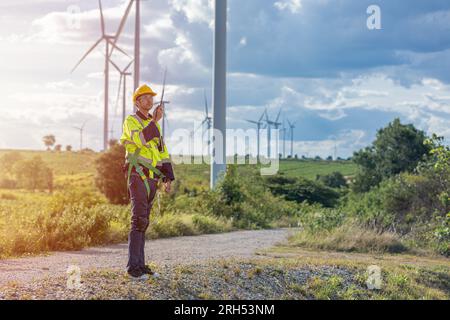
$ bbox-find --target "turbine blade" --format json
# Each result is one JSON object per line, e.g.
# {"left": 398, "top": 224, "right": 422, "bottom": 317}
{"left": 109, "top": 59, "right": 122, "bottom": 73}
{"left": 195, "top": 122, "right": 204, "bottom": 133}
{"left": 116, "top": 74, "right": 124, "bottom": 109}
{"left": 258, "top": 110, "right": 265, "bottom": 122}
{"left": 99, "top": 0, "right": 105, "bottom": 36}
{"left": 107, "top": 38, "right": 130, "bottom": 58}
{"left": 71, "top": 38, "right": 103, "bottom": 73}
{"left": 124, "top": 60, "right": 134, "bottom": 72}
{"left": 275, "top": 108, "right": 282, "bottom": 123}
{"left": 203, "top": 89, "right": 209, "bottom": 116}
{"left": 115, "top": 0, "right": 134, "bottom": 43}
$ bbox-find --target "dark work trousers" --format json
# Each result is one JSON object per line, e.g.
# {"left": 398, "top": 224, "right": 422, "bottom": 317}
{"left": 127, "top": 172, "right": 158, "bottom": 274}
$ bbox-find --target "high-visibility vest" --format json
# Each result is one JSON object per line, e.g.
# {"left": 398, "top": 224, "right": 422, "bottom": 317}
{"left": 120, "top": 112, "right": 171, "bottom": 196}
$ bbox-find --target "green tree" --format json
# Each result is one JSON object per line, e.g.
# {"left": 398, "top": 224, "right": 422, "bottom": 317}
{"left": 42, "top": 135, "right": 56, "bottom": 151}
{"left": 352, "top": 118, "right": 431, "bottom": 192}
{"left": 95, "top": 143, "right": 128, "bottom": 205}
{"left": 14, "top": 156, "right": 53, "bottom": 191}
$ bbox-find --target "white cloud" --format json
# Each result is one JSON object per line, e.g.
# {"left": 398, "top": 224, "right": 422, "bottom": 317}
{"left": 170, "top": 0, "right": 213, "bottom": 25}
{"left": 274, "top": 0, "right": 303, "bottom": 14}
{"left": 292, "top": 129, "right": 367, "bottom": 159}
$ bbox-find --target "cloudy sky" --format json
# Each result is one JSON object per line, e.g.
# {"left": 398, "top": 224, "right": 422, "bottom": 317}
{"left": 0, "top": 0, "right": 449, "bottom": 158}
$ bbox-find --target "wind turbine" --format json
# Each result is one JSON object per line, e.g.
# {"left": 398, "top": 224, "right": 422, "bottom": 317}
{"left": 211, "top": 0, "right": 227, "bottom": 189}
{"left": 287, "top": 119, "right": 296, "bottom": 158}
{"left": 109, "top": 59, "right": 133, "bottom": 125}
{"left": 280, "top": 117, "right": 287, "bottom": 159}
{"left": 196, "top": 90, "right": 213, "bottom": 156}
{"left": 108, "top": 0, "right": 140, "bottom": 97}
{"left": 264, "top": 109, "right": 282, "bottom": 158}
{"left": 71, "top": 0, "right": 130, "bottom": 151}
{"left": 246, "top": 109, "right": 266, "bottom": 161}
{"left": 72, "top": 120, "right": 88, "bottom": 151}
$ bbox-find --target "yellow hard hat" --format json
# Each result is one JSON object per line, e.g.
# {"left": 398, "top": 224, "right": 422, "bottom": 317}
{"left": 133, "top": 84, "right": 157, "bottom": 104}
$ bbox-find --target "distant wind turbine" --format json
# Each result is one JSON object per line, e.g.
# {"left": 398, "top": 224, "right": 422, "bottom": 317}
{"left": 246, "top": 109, "right": 266, "bottom": 161}
{"left": 280, "top": 117, "right": 287, "bottom": 158}
{"left": 264, "top": 109, "right": 282, "bottom": 158}
{"left": 109, "top": 59, "right": 133, "bottom": 125}
{"left": 71, "top": 0, "right": 130, "bottom": 151}
{"left": 287, "top": 119, "right": 296, "bottom": 158}
{"left": 196, "top": 90, "right": 213, "bottom": 156}
{"left": 72, "top": 120, "right": 88, "bottom": 151}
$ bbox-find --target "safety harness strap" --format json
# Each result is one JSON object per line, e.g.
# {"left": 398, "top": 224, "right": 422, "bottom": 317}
{"left": 126, "top": 148, "right": 165, "bottom": 198}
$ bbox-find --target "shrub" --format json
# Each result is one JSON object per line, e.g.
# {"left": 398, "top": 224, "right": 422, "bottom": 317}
{"left": 265, "top": 175, "right": 340, "bottom": 208}
{"left": 288, "top": 222, "right": 407, "bottom": 254}
{"left": 0, "top": 179, "right": 17, "bottom": 189}
{"left": 299, "top": 208, "right": 345, "bottom": 233}
{"left": 0, "top": 193, "right": 17, "bottom": 200}
{"left": 13, "top": 156, "right": 53, "bottom": 191}
{"left": 95, "top": 143, "right": 128, "bottom": 205}
{"left": 206, "top": 166, "right": 301, "bottom": 229}
{"left": 316, "top": 171, "right": 347, "bottom": 189}
{"left": 434, "top": 213, "right": 450, "bottom": 256}
{"left": 47, "top": 188, "right": 106, "bottom": 214}
{"left": 0, "top": 152, "right": 23, "bottom": 176}
{"left": 149, "top": 214, "right": 197, "bottom": 238}
{"left": 192, "top": 214, "right": 232, "bottom": 234}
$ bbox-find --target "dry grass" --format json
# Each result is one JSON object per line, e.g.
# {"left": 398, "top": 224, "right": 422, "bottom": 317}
{"left": 287, "top": 223, "right": 407, "bottom": 254}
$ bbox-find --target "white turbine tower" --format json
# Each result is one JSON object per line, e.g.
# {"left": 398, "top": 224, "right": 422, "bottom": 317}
{"left": 281, "top": 117, "right": 287, "bottom": 159}
{"left": 194, "top": 91, "right": 212, "bottom": 157}
{"left": 109, "top": 59, "right": 133, "bottom": 125}
{"left": 211, "top": 0, "right": 227, "bottom": 189}
{"left": 134, "top": 0, "right": 140, "bottom": 93}
{"left": 201, "top": 90, "right": 212, "bottom": 156}
{"left": 72, "top": 120, "right": 88, "bottom": 151}
{"left": 246, "top": 109, "right": 266, "bottom": 161}
{"left": 264, "top": 109, "right": 282, "bottom": 158}
{"left": 287, "top": 119, "right": 296, "bottom": 158}
{"left": 108, "top": 0, "right": 141, "bottom": 110}
{"left": 71, "top": 0, "right": 130, "bottom": 151}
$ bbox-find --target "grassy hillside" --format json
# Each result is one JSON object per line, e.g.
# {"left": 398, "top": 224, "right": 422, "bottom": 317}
{"left": 0, "top": 149, "right": 98, "bottom": 176}
{"left": 0, "top": 149, "right": 358, "bottom": 179}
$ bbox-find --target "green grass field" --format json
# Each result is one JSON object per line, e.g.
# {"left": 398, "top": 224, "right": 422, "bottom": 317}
{"left": 0, "top": 149, "right": 358, "bottom": 180}
{"left": 0, "top": 149, "right": 358, "bottom": 197}
{"left": 0, "top": 149, "right": 98, "bottom": 176}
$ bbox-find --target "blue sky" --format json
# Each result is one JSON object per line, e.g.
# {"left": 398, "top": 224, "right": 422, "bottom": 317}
{"left": 0, "top": 0, "right": 449, "bottom": 158}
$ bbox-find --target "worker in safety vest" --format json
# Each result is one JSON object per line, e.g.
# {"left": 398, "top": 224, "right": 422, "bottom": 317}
{"left": 120, "top": 84, "right": 175, "bottom": 280}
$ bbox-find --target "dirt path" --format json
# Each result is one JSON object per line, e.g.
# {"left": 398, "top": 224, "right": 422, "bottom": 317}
{"left": 0, "top": 228, "right": 297, "bottom": 287}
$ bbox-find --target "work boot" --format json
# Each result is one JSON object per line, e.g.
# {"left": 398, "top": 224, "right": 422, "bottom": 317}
{"left": 128, "top": 270, "right": 149, "bottom": 281}
{"left": 143, "top": 265, "right": 160, "bottom": 278}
